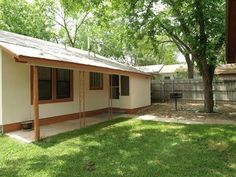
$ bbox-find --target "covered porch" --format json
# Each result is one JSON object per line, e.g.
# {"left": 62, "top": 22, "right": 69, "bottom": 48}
{"left": 29, "top": 66, "right": 134, "bottom": 142}
{"left": 6, "top": 113, "right": 130, "bottom": 143}
{"left": 0, "top": 31, "right": 151, "bottom": 142}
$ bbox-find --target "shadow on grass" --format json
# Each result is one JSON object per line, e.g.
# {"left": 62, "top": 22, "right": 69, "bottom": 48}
{"left": 1, "top": 119, "right": 236, "bottom": 177}
{"left": 34, "top": 117, "right": 131, "bottom": 148}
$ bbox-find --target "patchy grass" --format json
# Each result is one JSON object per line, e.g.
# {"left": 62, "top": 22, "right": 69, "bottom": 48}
{"left": 0, "top": 118, "right": 236, "bottom": 177}
{"left": 138, "top": 103, "right": 236, "bottom": 121}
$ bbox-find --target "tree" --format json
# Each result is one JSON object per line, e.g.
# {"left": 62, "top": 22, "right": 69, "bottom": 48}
{"left": 61, "top": 0, "right": 177, "bottom": 65}
{"left": 51, "top": 1, "right": 90, "bottom": 47}
{"left": 109, "top": 0, "right": 225, "bottom": 112}
{"left": 130, "top": 35, "right": 177, "bottom": 65}
{"left": 0, "top": 0, "right": 55, "bottom": 41}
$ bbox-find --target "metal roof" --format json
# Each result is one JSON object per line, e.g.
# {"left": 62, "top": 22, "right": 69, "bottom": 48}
{"left": 159, "top": 64, "right": 187, "bottom": 74}
{"left": 135, "top": 64, "right": 164, "bottom": 74}
{"left": 136, "top": 64, "right": 188, "bottom": 74}
{"left": 0, "top": 30, "right": 148, "bottom": 75}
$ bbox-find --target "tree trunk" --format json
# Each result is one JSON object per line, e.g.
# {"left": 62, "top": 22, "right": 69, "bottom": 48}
{"left": 202, "top": 76, "right": 214, "bottom": 113}
{"left": 195, "top": 53, "right": 215, "bottom": 113}
{"left": 201, "top": 63, "right": 214, "bottom": 113}
{"left": 187, "top": 61, "right": 194, "bottom": 79}
{"left": 185, "top": 54, "right": 194, "bottom": 79}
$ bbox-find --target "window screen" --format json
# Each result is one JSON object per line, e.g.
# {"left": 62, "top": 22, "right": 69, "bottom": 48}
{"left": 56, "top": 69, "right": 71, "bottom": 99}
{"left": 38, "top": 67, "right": 52, "bottom": 100}
{"left": 121, "top": 75, "right": 129, "bottom": 96}
{"left": 90, "top": 72, "right": 103, "bottom": 89}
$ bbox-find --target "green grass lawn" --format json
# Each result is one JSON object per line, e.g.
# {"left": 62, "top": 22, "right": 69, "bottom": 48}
{"left": 0, "top": 118, "right": 236, "bottom": 177}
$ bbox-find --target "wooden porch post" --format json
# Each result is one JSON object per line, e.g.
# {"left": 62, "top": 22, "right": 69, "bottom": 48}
{"left": 79, "top": 71, "right": 82, "bottom": 127}
{"left": 108, "top": 75, "right": 113, "bottom": 120}
{"left": 79, "top": 71, "right": 86, "bottom": 127}
{"left": 33, "top": 66, "right": 40, "bottom": 141}
{"left": 82, "top": 71, "right": 86, "bottom": 127}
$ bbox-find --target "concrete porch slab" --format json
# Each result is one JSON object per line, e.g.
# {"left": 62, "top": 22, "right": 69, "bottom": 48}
{"left": 6, "top": 113, "right": 126, "bottom": 143}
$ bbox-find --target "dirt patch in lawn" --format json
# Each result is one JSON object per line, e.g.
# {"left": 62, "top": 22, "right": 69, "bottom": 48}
{"left": 137, "top": 102, "right": 236, "bottom": 121}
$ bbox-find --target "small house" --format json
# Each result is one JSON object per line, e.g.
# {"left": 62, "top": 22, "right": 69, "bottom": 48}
{"left": 0, "top": 30, "right": 151, "bottom": 140}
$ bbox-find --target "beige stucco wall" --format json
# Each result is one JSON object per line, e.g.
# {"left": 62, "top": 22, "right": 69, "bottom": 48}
{"left": 2, "top": 51, "right": 31, "bottom": 125}
{"left": 130, "top": 75, "right": 151, "bottom": 109}
{"left": 118, "top": 75, "right": 151, "bottom": 109}
{"left": 1, "top": 51, "right": 151, "bottom": 125}
{"left": 1, "top": 51, "right": 110, "bottom": 125}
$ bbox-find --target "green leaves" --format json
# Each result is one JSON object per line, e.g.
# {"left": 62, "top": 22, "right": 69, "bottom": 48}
{"left": 0, "top": 0, "right": 55, "bottom": 41}
{"left": 59, "top": 0, "right": 178, "bottom": 65}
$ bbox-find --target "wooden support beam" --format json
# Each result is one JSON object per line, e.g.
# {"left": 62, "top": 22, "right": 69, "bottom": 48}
{"left": 78, "top": 71, "right": 86, "bottom": 127}
{"left": 108, "top": 75, "right": 113, "bottom": 120}
{"left": 32, "top": 66, "right": 40, "bottom": 141}
{"left": 79, "top": 71, "right": 82, "bottom": 127}
{"left": 82, "top": 71, "right": 86, "bottom": 127}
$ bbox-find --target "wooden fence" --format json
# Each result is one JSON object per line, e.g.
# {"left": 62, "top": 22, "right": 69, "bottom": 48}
{"left": 151, "top": 79, "right": 236, "bottom": 103}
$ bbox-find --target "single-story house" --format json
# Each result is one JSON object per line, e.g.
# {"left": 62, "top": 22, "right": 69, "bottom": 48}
{"left": 0, "top": 30, "right": 151, "bottom": 140}
{"left": 136, "top": 64, "right": 200, "bottom": 80}
{"left": 215, "top": 64, "right": 236, "bottom": 80}
{"left": 158, "top": 64, "right": 188, "bottom": 79}
{"left": 135, "top": 64, "right": 164, "bottom": 75}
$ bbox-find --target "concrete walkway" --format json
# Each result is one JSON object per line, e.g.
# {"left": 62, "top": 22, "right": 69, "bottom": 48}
{"left": 6, "top": 113, "right": 122, "bottom": 143}
{"left": 136, "top": 114, "right": 236, "bottom": 125}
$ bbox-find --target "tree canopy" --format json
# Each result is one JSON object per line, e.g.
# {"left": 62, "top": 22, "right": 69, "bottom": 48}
{"left": 0, "top": 0, "right": 55, "bottom": 41}
{"left": 92, "top": 0, "right": 226, "bottom": 112}
{"left": 0, "top": 0, "right": 226, "bottom": 112}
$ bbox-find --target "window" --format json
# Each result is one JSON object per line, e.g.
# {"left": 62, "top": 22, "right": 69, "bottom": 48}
{"left": 56, "top": 69, "right": 72, "bottom": 99}
{"left": 111, "top": 75, "right": 119, "bottom": 99}
{"left": 31, "top": 67, "right": 73, "bottom": 104}
{"left": 38, "top": 67, "right": 52, "bottom": 100}
{"left": 164, "top": 76, "right": 171, "bottom": 80}
{"left": 121, "top": 75, "right": 129, "bottom": 96}
{"left": 90, "top": 72, "right": 103, "bottom": 90}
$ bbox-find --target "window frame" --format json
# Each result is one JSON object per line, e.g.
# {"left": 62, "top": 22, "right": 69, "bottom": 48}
{"left": 31, "top": 67, "right": 73, "bottom": 104}
{"left": 89, "top": 72, "right": 103, "bottom": 90}
{"left": 38, "top": 67, "right": 53, "bottom": 101}
{"left": 56, "top": 68, "right": 73, "bottom": 100}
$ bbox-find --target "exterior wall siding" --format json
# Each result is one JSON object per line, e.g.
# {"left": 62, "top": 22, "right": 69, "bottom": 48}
{"left": 130, "top": 76, "right": 151, "bottom": 109}
{"left": 2, "top": 51, "right": 31, "bottom": 125}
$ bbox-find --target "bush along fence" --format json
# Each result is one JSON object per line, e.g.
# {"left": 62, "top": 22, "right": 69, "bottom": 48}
{"left": 151, "top": 79, "right": 236, "bottom": 103}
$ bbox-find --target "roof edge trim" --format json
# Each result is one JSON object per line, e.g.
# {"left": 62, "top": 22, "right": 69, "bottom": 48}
{"left": 17, "top": 55, "right": 152, "bottom": 77}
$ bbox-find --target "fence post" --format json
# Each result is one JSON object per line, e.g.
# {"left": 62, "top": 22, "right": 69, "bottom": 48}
{"left": 172, "top": 79, "right": 175, "bottom": 92}
{"left": 162, "top": 81, "right": 165, "bottom": 102}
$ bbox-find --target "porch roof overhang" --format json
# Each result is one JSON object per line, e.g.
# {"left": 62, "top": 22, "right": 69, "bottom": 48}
{"left": 0, "top": 30, "right": 151, "bottom": 77}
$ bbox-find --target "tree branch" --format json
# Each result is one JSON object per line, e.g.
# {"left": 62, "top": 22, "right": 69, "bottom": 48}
{"left": 157, "top": 19, "right": 192, "bottom": 53}
{"left": 165, "top": 0, "right": 191, "bottom": 36}
{"left": 73, "top": 12, "right": 89, "bottom": 45}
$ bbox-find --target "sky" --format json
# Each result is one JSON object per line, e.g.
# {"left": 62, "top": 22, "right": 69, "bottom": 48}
{"left": 177, "top": 53, "right": 186, "bottom": 63}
